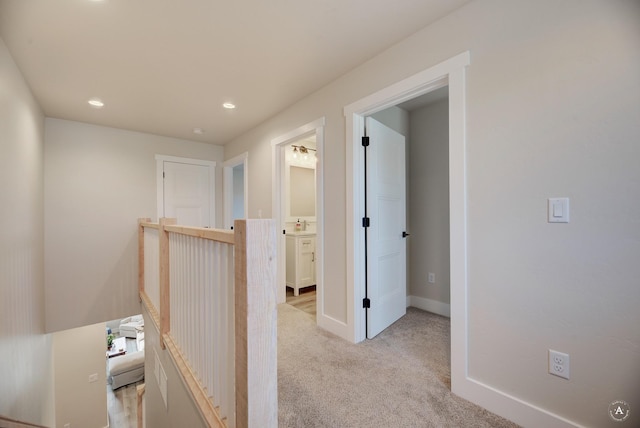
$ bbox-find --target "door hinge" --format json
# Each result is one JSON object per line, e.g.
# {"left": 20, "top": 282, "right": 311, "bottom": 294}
{"left": 362, "top": 217, "right": 370, "bottom": 228}
{"left": 361, "top": 136, "right": 370, "bottom": 147}
{"left": 363, "top": 298, "right": 370, "bottom": 309}
{"left": 163, "top": 171, "right": 165, "bottom": 178}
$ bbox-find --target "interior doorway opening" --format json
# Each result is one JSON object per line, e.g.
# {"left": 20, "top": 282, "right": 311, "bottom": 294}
{"left": 271, "top": 118, "right": 325, "bottom": 324}
{"left": 366, "top": 85, "right": 451, "bottom": 327}
{"left": 344, "top": 52, "right": 469, "bottom": 396}
{"left": 223, "top": 152, "right": 248, "bottom": 230}
{"left": 282, "top": 136, "right": 318, "bottom": 320}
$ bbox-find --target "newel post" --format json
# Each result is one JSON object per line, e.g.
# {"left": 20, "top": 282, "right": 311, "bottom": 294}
{"left": 234, "top": 219, "right": 278, "bottom": 428}
{"left": 159, "top": 217, "right": 177, "bottom": 349}
{"left": 137, "top": 218, "right": 151, "bottom": 297}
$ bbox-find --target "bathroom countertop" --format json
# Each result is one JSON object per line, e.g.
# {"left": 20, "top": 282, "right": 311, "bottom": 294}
{"left": 285, "top": 231, "right": 316, "bottom": 236}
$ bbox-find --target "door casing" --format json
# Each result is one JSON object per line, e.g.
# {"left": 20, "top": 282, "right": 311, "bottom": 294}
{"left": 344, "top": 52, "right": 469, "bottom": 398}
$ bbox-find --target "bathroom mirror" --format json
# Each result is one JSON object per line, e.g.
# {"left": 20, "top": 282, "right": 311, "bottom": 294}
{"left": 287, "top": 165, "right": 316, "bottom": 220}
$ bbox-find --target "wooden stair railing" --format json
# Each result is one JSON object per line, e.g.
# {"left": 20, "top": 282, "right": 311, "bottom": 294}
{"left": 137, "top": 218, "right": 277, "bottom": 428}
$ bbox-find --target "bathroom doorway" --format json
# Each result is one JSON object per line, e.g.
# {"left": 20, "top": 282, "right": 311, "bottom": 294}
{"left": 271, "top": 118, "right": 324, "bottom": 323}
{"left": 284, "top": 136, "right": 318, "bottom": 319}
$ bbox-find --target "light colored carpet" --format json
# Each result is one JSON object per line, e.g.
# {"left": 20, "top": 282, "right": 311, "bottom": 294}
{"left": 278, "top": 304, "right": 520, "bottom": 428}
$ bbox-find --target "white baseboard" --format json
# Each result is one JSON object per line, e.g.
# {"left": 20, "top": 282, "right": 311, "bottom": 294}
{"left": 455, "top": 376, "right": 585, "bottom": 428}
{"left": 316, "top": 311, "right": 351, "bottom": 341}
{"left": 407, "top": 295, "right": 450, "bottom": 318}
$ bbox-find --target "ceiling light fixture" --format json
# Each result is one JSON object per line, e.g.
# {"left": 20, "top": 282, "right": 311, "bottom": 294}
{"left": 222, "top": 102, "right": 236, "bottom": 109}
{"left": 88, "top": 98, "right": 104, "bottom": 108}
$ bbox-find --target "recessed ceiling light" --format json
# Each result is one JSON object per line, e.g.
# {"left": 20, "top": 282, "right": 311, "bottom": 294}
{"left": 193, "top": 128, "right": 205, "bottom": 135}
{"left": 88, "top": 98, "right": 104, "bottom": 108}
{"left": 222, "top": 102, "right": 236, "bottom": 109}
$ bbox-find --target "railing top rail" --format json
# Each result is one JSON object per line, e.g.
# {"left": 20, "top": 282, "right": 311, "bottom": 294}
{"left": 165, "top": 224, "right": 235, "bottom": 245}
{"left": 140, "top": 221, "right": 160, "bottom": 229}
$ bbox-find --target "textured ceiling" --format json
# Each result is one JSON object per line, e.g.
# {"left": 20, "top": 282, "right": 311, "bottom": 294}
{"left": 0, "top": 0, "right": 470, "bottom": 144}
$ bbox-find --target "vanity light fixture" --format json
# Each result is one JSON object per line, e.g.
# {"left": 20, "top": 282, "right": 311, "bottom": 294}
{"left": 291, "top": 145, "right": 316, "bottom": 155}
{"left": 88, "top": 98, "right": 104, "bottom": 108}
{"left": 291, "top": 145, "right": 316, "bottom": 162}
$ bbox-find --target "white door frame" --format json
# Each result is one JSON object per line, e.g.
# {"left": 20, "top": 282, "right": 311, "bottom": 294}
{"left": 155, "top": 154, "right": 216, "bottom": 226}
{"left": 344, "top": 52, "right": 469, "bottom": 391}
{"left": 223, "top": 152, "right": 249, "bottom": 229}
{"left": 271, "top": 118, "right": 325, "bottom": 310}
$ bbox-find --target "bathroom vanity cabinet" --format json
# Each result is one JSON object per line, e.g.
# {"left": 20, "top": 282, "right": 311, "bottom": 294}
{"left": 286, "top": 232, "right": 316, "bottom": 296}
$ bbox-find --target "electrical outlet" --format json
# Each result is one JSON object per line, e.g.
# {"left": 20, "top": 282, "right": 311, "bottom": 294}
{"left": 88, "top": 373, "right": 98, "bottom": 383}
{"left": 549, "top": 349, "right": 570, "bottom": 379}
{"left": 428, "top": 273, "right": 435, "bottom": 284}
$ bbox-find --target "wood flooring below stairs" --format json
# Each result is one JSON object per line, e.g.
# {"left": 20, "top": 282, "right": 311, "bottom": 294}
{"left": 107, "top": 337, "right": 142, "bottom": 428}
{"left": 286, "top": 285, "right": 316, "bottom": 318}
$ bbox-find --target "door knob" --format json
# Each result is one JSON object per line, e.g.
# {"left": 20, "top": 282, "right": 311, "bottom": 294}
{"left": 402, "top": 231, "right": 410, "bottom": 238}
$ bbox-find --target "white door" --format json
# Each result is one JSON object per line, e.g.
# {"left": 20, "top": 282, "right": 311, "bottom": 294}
{"left": 160, "top": 158, "right": 215, "bottom": 227}
{"left": 365, "top": 117, "right": 407, "bottom": 338}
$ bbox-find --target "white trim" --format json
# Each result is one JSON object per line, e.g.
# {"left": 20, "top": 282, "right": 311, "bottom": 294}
{"left": 344, "top": 51, "right": 582, "bottom": 428}
{"left": 223, "top": 152, "right": 249, "bottom": 230}
{"left": 271, "top": 119, "right": 331, "bottom": 334}
{"left": 343, "top": 51, "right": 470, "bottom": 116}
{"left": 155, "top": 155, "right": 216, "bottom": 226}
{"left": 407, "top": 296, "right": 451, "bottom": 318}
{"left": 461, "top": 379, "right": 587, "bottom": 428}
{"left": 446, "top": 64, "right": 468, "bottom": 395}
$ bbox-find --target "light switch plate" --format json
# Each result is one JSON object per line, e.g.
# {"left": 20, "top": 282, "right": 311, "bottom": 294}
{"left": 548, "top": 198, "right": 569, "bottom": 223}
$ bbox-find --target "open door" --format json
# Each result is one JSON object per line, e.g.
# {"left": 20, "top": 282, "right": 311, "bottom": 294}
{"left": 365, "top": 117, "right": 407, "bottom": 338}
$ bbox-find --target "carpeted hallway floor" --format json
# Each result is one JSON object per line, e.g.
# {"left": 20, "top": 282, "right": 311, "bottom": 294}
{"left": 278, "top": 304, "right": 520, "bottom": 428}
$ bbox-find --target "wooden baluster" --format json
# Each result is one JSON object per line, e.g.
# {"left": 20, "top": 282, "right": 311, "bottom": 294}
{"left": 159, "top": 217, "right": 176, "bottom": 349}
{"left": 137, "top": 218, "right": 150, "bottom": 296}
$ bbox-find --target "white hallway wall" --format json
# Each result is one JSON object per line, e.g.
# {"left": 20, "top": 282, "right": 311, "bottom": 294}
{"left": 223, "top": 1, "right": 640, "bottom": 427}
{"left": 44, "top": 118, "right": 224, "bottom": 333}
{"left": 0, "top": 38, "right": 55, "bottom": 426}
